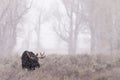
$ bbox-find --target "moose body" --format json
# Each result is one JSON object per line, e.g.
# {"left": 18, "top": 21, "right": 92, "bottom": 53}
{"left": 21, "top": 50, "right": 45, "bottom": 70}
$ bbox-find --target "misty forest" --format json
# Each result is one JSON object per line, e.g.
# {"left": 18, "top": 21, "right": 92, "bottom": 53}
{"left": 0, "top": 0, "right": 120, "bottom": 80}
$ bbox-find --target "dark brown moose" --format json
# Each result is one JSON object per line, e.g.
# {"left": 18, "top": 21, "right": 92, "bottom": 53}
{"left": 21, "top": 50, "right": 45, "bottom": 70}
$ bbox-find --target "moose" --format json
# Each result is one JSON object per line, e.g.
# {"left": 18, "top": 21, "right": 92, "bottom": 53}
{"left": 21, "top": 50, "right": 45, "bottom": 70}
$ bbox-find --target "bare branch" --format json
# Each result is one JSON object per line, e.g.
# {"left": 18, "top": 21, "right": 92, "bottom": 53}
{"left": 39, "top": 52, "right": 46, "bottom": 59}
{"left": 0, "top": 0, "right": 10, "bottom": 22}
{"left": 16, "top": 0, "right": 34, "bottom": 22}
{"left": 53, "top": 25, "right": 69, "bottom": 42}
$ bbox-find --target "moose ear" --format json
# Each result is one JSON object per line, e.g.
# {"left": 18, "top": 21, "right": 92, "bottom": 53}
{"left": 36, "top": 53, "right": 38, "bottom": 56}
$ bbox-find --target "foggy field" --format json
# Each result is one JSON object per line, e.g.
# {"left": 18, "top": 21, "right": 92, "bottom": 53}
{"left": 0, "top": 54, "right": 120, "bottom": 80}
{"left": 1, "top": 0, "right": 120, "bottom": 80}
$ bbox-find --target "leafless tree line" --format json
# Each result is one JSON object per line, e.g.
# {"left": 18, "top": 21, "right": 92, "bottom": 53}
{"left": 1, "top": 0, "right": 120, "bottom": 54}
{"left": 54, "top": 0, "right": 87, "bottom": 54}
{"left": 86, "top": 0, "right": 120, "bottom": 54}
{"left": 53, "top": 0, "right": 120, "bottom": 54}
{"left": 0, "top": 0, "right": 33, "bottom": 54}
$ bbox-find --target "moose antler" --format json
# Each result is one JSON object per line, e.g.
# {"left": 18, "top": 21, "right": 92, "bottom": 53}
{"left": 39, "top": 52, "right": 46, "bottom": 59}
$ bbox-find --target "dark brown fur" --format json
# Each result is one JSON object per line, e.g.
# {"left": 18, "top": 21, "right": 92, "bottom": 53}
{"left": 21, "top": 51, "right": 40, "bottom": 70}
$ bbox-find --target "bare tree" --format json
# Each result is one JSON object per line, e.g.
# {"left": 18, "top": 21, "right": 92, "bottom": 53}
{"left": 55, "top": 0, "right": 84, "bottom": 54}
{"left": 0, "top": 0, "right": 33, "bottom": 54}
{"left": 35, "top": 9, "right": 45, "bottom": 50}
{"left": 85, "top": 0, "right": 120, "bottom": 54}
{"left": 54, "top": 0, "right": 86, "bottom": 54}
{"left": 35, "top": 7, "right": 53, "bottom": 51}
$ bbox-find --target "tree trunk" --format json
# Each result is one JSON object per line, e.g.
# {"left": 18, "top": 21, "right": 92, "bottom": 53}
{"left": 0, "top": 25, "right": 16, "bottom": 54}
{"left": 68, "top": 36, "right": 77, "bottom": 54}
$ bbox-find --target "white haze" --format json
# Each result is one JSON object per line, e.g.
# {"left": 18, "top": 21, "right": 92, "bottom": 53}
{"left": 15, "top": 0, "right": 90, "bottom": 54}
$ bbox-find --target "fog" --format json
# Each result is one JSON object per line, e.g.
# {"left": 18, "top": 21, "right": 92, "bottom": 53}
{"left": 14, "top": 0, "right": 90, "bottom": 54}
{"left": 1, "top": 1, "right": 120, "bottom": 79}
{"left": 0, "top": 0, "right": 119, "bottom": 55}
